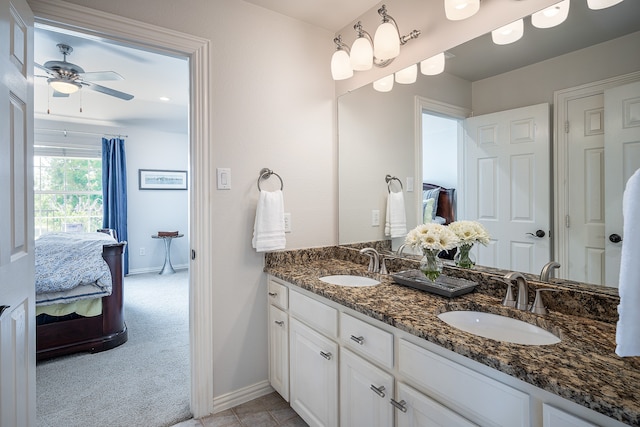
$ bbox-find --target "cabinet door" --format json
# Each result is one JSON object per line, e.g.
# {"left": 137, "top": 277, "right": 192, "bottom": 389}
{"left": 269, "top": 305, "right": 289, "bottom": 401}
{"left": 290, "top": 318, "right": 338, "bottom": 427}
{"left": 340, "top": 348, "right": 393, "bottom": 427}
{"left": 543, "top": 404, "right": 598, "bottom": 427}
{"left": 395, "top": 382, "right": 477, "bottom": 427}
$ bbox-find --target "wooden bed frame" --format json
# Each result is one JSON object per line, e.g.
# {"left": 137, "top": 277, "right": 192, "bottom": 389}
{"left": 36, "top": 242, "right": 128, "bottom": 361}
{"left": 423, "top": 182, "right": 456, "bottom": 224}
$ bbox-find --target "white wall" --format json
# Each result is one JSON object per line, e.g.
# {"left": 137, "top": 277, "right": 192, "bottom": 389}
{"left": 472, "top": 31, "right": 640, "bottom": 115}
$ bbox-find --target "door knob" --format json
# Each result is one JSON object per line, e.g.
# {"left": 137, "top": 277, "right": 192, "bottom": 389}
{"left": 609, "top": 234, "right": 623, "bottom": 243}
{"left": 527, "top": 230, "right": 546, "bottom": 238}
{"left": 0, "top": 305, "right": 9, "bottom": 317}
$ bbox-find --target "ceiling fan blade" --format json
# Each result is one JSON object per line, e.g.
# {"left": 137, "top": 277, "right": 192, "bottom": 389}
{"left": 80, "top": 71, "right": 124, "bottom": 82}
{"left": 35, "top": 62, "right": 56, "bottom": 76}
{"left": 81, "top": 82, "right": 134, "bottom": 101}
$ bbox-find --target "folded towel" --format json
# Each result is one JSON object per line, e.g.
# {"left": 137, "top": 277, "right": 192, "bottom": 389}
{"left": 252, "top": 190, "right": 286, "bottom": 253}
{"left": 616, "top": 168, "right": 640, "bottom": 357}
{"left": 385, "top": 190, "right": 407, "bottom": 238}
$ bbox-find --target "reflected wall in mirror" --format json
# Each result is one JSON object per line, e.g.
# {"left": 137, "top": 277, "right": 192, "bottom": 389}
{"left": 338, "top": 0, "right": 640, "bottom": 287}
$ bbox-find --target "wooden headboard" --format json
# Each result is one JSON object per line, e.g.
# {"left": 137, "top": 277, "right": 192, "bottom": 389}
{"left": 423, "top": 183, "right": 456, "bottom": 225}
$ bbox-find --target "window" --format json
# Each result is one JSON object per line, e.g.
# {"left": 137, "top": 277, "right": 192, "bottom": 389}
{"left": 34, "top": 156, "right": 102, "bottom": 237}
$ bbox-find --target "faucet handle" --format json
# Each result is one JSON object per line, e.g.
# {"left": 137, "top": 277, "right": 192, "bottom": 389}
{"left": 495, "top": 279, "right": 516, "bottom": 308}
{"left": 530, "top": 288, "right": 560, "bottom": 315}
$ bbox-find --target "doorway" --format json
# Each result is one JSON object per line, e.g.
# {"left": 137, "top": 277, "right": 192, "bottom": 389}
{"left": 29, "top": 0, "right": 214, "bottom": 418}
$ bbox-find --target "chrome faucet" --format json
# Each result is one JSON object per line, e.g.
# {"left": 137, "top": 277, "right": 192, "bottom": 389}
{"left": 395, "top": 243, "right": 407, "bottom": 257}
{"left": 359, "top": 248, "right": 380, "bottom": 273}
{"left": 540, "top": 261, "right": 561, "bottom": 282}
{"left": 504, "top": 272, "right": 529, "bottom": 311}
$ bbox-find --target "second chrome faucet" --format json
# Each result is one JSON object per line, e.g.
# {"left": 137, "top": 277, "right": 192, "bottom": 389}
{"left": 503, "top": 272, "right": 529, "bottom": 310}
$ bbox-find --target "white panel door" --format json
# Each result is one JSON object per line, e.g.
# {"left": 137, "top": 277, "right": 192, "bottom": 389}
{"left": 340, "top": 348, "right": 393, "bottom": 427}
{"left": 566, "top": 94, "right": 606, "bottom": 285}
{"left": 0, "top": 0, "right": 35, "bottom": 425}
{"left": 463, "top": 104, "right": 550, "bottom": 274}
{"left": 605, "top": 81, "right": 640, "bottom": 286}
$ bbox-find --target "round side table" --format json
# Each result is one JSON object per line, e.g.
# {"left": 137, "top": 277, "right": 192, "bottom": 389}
{"left": 152, "top": 234, "right": 184, "bottom": 274}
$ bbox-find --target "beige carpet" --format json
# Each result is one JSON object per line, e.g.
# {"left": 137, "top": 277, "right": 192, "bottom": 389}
{"left": 37, "top": 270, "right": 191, "bottom": 427}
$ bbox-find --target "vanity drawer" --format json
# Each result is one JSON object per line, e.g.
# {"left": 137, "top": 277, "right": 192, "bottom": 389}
{"left": 340, "top": 312, "right": 393, "bottom": 369}
{"left": 398, "top": 339, "right": 529, "bottom": 427}
{"left": 268, "top": 279, "right": 288, "bottom": 309}
{"left": 289, "top": 290, "right": 337, "bottom": 339}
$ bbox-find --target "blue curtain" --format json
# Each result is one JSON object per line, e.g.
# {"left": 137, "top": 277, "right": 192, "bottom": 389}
{"left": 102, "top": 137, "right": 129, "bottom": 274}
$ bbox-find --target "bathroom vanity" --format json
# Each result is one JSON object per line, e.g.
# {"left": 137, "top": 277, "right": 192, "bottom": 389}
{"left": 264, "top": 245, "right": 639, "bottom": 427}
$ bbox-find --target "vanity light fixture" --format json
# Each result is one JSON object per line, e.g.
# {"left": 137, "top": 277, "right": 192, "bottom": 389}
{"left": 373, "top": 74, "right": 394, "bottom": 92}
{"left": 532, "top": 0, "right": 570, "bottom": 28}
{"left": 420, "top": 52, "right": 446, "bottom": 75}
{"left": 373, "top": 4, "right": 421, "bottom": 61}
{"left": 587, "top": 0, "right": 624, "bottom": 10}
{"left": 395, "top": 64, "right": 418, "bottom": 84}
{"left": 48, "top": 78, "right": 81, "bottom": 94}
{"left": 350, "top": 22, "right": 374, "bottom": 71}
{"left": 491, "top": 19, "right": 524, "bottom": 45}
{"left": 444, "top": 0, "right": 480, "bottom": 21}
{"left": 331, "top": 35, "right": 353, "bottom": 80}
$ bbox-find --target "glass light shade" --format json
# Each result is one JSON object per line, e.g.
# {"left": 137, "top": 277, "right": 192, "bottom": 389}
{"left": 491, "top": 19, "right": 524, "bottom": 45}
{"left": 395, "top": 64, "right": 417, "bottom": 84}
{"left": 587, "top": 0, "right": 623, "bottom": 10}
{"left": 373, "top": 74, "right": 394, "bottom": 92}
{"left": 331, "top": 49, "right": 353, "bottom": 80}
{"left": 49, "top": 79, "right": 81, "bottom": 94}
{"left": 532, "top": 0, "right": 570, "bottom": 29}
{"left": 350, "top": 37, "right": 373, "bottom": 71}
{"left": 444, "top": 0, "right": 480, "bottom": 21}
{"left": 374, "top": 22, "right": 400, "bottom": 60}
{"left": 420, "top": 52, "right": 445, "bottom": 75}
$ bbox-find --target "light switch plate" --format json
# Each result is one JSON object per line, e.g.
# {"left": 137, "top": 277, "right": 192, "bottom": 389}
{"left": 217, "top": 168, "right": 231, "bottom": 190}
{"left": 284, "top": 213, "right": 292, "bottom": 233}
{"left": 372, "top": 209, "right": 380, "bottom": 227}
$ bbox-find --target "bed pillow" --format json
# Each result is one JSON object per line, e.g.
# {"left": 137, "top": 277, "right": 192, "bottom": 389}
{"left": 423, "top": 198, "right": 436, "bottom": 223}
{"left": 423, "top": 187, "right": 440, "bottom": 220}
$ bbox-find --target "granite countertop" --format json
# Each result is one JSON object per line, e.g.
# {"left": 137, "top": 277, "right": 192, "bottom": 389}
{"left": 264, "top": 246, "right": 640, "bottom": 426}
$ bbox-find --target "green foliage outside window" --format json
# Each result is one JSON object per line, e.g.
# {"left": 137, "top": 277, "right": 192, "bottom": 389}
{"left": 34, "top": 156, "right": 103, "bottom": 237}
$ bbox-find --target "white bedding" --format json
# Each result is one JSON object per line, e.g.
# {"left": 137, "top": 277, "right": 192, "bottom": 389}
{"left": 35, "top": 232, "right": 117, "bottom": 306}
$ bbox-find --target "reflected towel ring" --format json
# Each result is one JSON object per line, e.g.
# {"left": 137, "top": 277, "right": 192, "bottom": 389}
{"left": 257, "top": 168, "right": 284, "bottom": 191}
{"left": 385, "top": 174, "right": 403, "bottom": 193}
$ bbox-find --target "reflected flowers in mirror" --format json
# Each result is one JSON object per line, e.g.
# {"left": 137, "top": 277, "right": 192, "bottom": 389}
{"left": 448, "top": 220, "right": 491, "bottom": 269}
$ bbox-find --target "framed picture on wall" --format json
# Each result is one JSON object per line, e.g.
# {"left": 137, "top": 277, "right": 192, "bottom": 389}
{"left": 139, "top": 169, "right": 188, "bottom": 190}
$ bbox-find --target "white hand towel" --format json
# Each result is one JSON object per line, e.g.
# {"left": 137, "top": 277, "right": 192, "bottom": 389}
{"left": 385, "top": 191, "right": 407, "bottom": 238}
{"left": 252, "top": 190, "right": 286, "bottom": 253}
{"left": 616, "top": 168, "right": 640, "bottom": 357}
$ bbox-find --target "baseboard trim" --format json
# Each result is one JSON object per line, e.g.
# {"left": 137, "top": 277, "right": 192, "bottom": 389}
{"left": 127, "top": 265, "right": 189, "bottom": 276}
{"left": 212, "top": 381, "right": 274, "bottom": 414}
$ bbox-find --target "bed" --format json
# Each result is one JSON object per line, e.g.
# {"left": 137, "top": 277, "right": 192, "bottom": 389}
{"left": 422, "top": 182, "right": 456, "bottom": 225}
{"left": 35, "top": 231, "right": 128, "bottom": 361}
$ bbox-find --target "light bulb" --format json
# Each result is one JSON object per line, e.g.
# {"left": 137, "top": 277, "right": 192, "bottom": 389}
{"left": 395, "top": 64, "right": 417, "bottom": 84}
{"left": 373, "top": 74, "right": 394, "bottom": 92}
{"left": 420, "top": 53, "right": 445, "bottom": 76}
{"left": 444, "top": 0, "right": 480, "bottom": 21}
{"left": 491, "top": 19, "right": 524, "bottom": 45}
{"left": 374, "top": 22, "right": 400, "bottom": 60}
{"left": 331, "top": 49, "right": 353, "bottom": 80}
{"left": 532, "top": 0, "right": 570, "bottom": 29}
{"left": 350, "top": 37, "right": 373, "bottom": 71}
{"left": 49, "top": 79, "right": 81, "bottom": 94}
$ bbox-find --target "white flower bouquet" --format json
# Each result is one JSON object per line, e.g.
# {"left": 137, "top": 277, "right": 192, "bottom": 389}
{"left": 405, "top": 223, "right": 460, "bottom": 253}
{"left": 448, "top": 220, "right": 490, "bottom": 246}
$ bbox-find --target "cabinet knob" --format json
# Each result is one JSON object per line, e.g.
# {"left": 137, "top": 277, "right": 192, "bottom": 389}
{"left": 370, "top": 384, "right": 386, "bottom": 398}
{"left": 274, "top": 320, "right": 284, "bottom": 326}
{"left": 268, "top": 292, "right": 278, "bottom": 297}
{"left": 390, "top": 399, "right": 408, "bottom": 413}
{"left": 320, "top": 351, "right": 332, "bottom": 361}
{"left": 350, "top": 335, "right": 364, "bottom": 345}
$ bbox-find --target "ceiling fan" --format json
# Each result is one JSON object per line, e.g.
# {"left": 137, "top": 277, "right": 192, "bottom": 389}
{"left": 36, "top": 43, "right": 134, "bottom": 101}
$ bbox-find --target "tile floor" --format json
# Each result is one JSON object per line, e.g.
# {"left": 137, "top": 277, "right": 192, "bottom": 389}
{"left": 172, "top": 392, "right": 308, "bottom": 427}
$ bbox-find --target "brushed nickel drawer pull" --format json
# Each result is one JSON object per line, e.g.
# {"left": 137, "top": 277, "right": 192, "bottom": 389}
{"left": 274, "top": 320, "right": 284, "bottom": 326}
{"left": 390, "top": 399, "right": 407, "bottom": 413}
{"left": 320, "top": 351, "right": 332, "bottom": 360}
{"left": 268, "top": 292, "right": 278, "bottom": 297}
{"left": 370, "top": 384, "right": 385, "bottom": 398}
{"left": 350, "top": 335, "right": 364, "bottom": 345}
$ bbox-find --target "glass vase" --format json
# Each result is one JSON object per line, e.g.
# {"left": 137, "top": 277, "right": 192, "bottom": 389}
{"left": 454, "top": 243, "right": 476, "bottom": 269}
{"left": 420, "top": 249, "right": 443, "bottom": 282}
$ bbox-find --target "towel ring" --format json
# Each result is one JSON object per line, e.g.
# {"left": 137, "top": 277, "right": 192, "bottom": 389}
{"left": 257, "top": 168, "right": 284, "bottom": 191}
{"left": 385, "top": 175, "right": 403, "bottom": 193}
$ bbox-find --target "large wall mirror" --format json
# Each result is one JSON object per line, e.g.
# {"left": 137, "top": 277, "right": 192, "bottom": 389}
{"left": 338, "top": 0, "right": 640, "bottom": 288}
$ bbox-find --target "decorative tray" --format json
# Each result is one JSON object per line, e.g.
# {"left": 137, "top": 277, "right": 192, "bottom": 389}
{"left": 391, "top": 270, "right": 477, "bottom": 298}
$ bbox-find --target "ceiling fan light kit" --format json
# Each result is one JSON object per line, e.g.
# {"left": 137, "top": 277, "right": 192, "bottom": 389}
{"left": 37, "top": 43, "right": 134, "bottom": 101}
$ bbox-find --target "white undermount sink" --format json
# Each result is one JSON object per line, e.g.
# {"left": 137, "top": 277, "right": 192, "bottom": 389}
{"left": 319, "top": 275, "right": 380, "bottom": 287}
{"left": 437, "top": 311, "right": 561, "bottom": 345}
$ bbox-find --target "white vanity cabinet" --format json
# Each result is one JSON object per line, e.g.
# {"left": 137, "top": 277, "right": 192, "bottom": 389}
{"left": 267, "top": 279, "right": 289, "bottom": 400}
{"left": 394, "top": 382, "right": 477, "bottom": 427}
{"left": 340, "top": 348, "right": 394, "bottom": 427}
{"left": 543, "top": 404, "right": 598, "bottom": 427}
